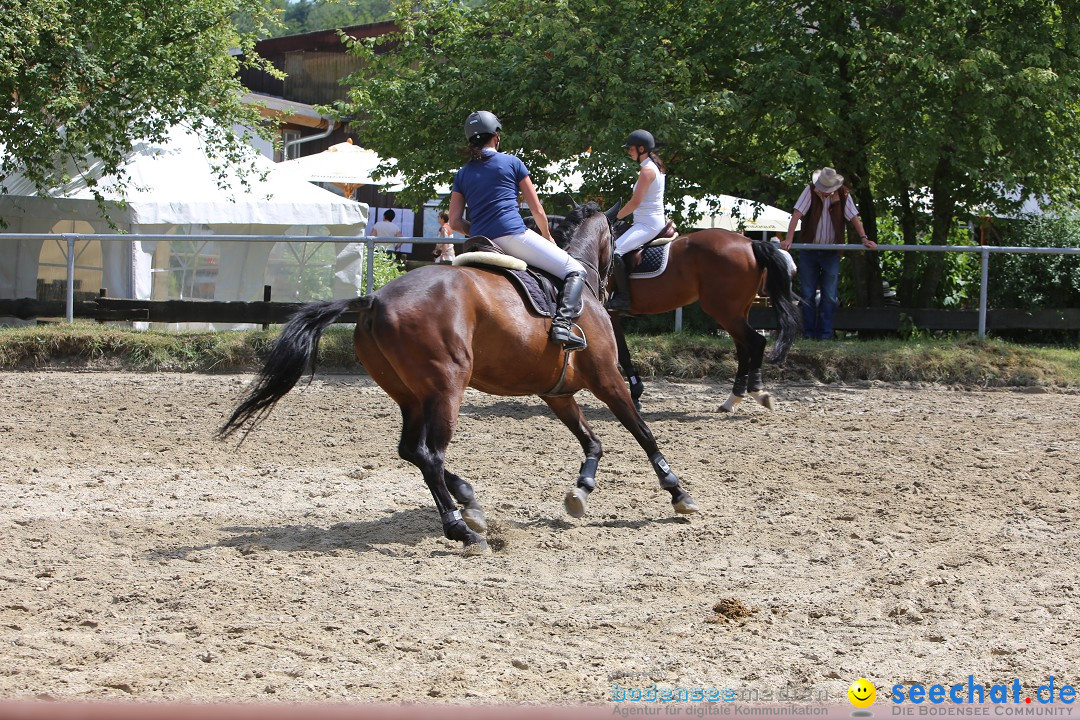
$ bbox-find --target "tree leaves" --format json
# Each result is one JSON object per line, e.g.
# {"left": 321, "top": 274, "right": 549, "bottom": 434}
{"left": 1, "top": 0, "right": 279, "bottom": 202}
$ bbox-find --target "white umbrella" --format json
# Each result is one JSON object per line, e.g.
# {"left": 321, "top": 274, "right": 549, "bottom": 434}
{"left": 680, "top": 194, "right": 798, "bottom": 233}
{"left": 279, "top": 139, "right": 405, "bottom": 195}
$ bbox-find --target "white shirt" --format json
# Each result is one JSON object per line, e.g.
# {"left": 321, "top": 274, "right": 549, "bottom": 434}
{"left": 633, "top": 158, "right": 666, "bottom": 226}
{"left": 370, "top": 220, "right": 401, "bottom": 238}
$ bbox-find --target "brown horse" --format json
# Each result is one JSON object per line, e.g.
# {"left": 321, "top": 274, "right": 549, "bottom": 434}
{"left": 218, "top": 203, "right": 698, "bottom": 554}
{"left": 609, "top": 227, "right": 800, "bottom": 412}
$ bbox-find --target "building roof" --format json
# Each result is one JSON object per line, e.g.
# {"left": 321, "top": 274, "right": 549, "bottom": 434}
{"left": 253, "top": 20, "right": 398, "bottom": 56}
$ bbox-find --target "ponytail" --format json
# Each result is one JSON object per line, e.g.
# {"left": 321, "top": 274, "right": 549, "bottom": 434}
{"left": 648, "top": 151, "right": 666, "bottom": 174}
{"left": 468, "top": 133, "right": 495, "bottom": 161}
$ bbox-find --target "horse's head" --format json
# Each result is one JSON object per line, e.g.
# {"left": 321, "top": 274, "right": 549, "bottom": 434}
{"left": 552, "top": 201, "right": 617, "bottom": 298}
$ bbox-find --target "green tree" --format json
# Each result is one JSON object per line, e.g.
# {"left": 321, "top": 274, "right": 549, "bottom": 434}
{"left": 338, "top": 0, "right": 1080, "bottom": 309}
{"left": 865, "top": 0, "right": 1080, "bottom": 306}
{"left": 1, "top": 0, "right": 281, "bottom": 201}
{"left": 242, "top": 0, "right": 393, "bottom": 37}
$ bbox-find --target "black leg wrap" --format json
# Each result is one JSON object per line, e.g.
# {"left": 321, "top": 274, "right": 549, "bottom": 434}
{"left": 732, "top": 373, "right": 748, "bottom": 397}
{"left": 577, "top": 458, "right": 598, "bottom": 492}
{"left": 628, "top": 373, "right": 644, "bottom": 400}
{"left": 748, "top": 369, "right": 764, "bottom": 393}
{"left": 649, "top": 452, "right": 681, "bottom": 490}
{"left": 440, "top": 509, "right": 469, "bottom": 541}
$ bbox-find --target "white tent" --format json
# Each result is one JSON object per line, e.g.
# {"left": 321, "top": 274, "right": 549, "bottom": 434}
{"left": 0, "top": 123, "right": 369, "bottom": 320}
{"left": 278, "top": 139, "right": 406, "bottom": 194}
{"left": 679, "top": 194, "right": 798, "bottom": 234}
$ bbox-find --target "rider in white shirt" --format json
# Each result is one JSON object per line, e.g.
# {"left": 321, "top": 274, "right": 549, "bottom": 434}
{"left": 607, "top": 129, "right": 667, "bottom": 312}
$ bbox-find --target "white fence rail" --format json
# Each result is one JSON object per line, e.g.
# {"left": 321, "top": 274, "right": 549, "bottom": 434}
{"left": 2, "top": 234, "right": 1079, "bottom": 338}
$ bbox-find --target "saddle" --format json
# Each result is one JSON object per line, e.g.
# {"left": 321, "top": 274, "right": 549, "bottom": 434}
{"left": 624, "top": 221, "right": 679, "bottom": 273}
{"left": 453, "top": 238, "right": 563, "bottom": 318}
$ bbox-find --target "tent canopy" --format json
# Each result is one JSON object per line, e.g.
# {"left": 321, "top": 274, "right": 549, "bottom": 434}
{"left": 0, "top": 123, "right": 368, "bottom": 231}
{"left": 678, "top": 194, "right": 797, "bottom": 233}
{"left": 278, "top": 139, "right": 406, "bottom": 194}
{"left": 0, "top": 123, "right": 369, "bottom": 307}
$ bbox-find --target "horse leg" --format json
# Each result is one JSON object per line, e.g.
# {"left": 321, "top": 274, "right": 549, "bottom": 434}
{"left": 719, "top": 338, "right": 750, "bottom": 413}
{"left": 541, "top": 395, "right": 603, "bottom": 519}
{"left": 445, "top": 471, "right": 487, "bottom": 533}
{"left": 745, "top": 322, "right": 773, "bottom": 410}
{"left": 586, "top": 374, "right": 699, "bottom": 515}
{"left": 718, "top": 316, "right": 771, "bottom": 412}
{"left": 397, "top": 399, "right": 489, "bottom": 554}
{"left": 610, "top": 313, "right": 645, "bottom": 410}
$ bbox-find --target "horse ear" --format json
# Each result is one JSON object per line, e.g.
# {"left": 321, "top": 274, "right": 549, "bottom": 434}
{"left": 605, "top": 201, "right": 622, "bottom": 223}
{"left": 564, "top": 194, "right": 581, "bottom": 209}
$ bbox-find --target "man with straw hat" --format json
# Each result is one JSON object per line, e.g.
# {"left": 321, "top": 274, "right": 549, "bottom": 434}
{"left": 781, "top": 167, "right": 876, "bottom": 340}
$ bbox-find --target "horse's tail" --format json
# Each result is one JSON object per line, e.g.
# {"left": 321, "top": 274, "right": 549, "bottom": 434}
{"left": 752, "top": 240, "right": 802, "bottom": 364}
{"left": 218, "top": 297, "right": 367, "bottom": 440}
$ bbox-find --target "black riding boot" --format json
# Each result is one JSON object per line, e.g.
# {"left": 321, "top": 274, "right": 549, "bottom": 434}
{"left": 605, "top": 253, "right": 631, "bottom": 312}
{"left": 550, "top": 271, "right": 588, "bottom": 352}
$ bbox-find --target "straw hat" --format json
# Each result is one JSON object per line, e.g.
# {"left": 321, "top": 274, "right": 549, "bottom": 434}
{"left": 812, "top": 167, "right": 844, "bottom": 193}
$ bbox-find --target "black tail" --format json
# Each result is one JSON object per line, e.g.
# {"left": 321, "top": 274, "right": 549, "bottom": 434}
{"left": 218, "top": 298, "right": 362, "bottom": 439}
{"left": 752, "top": 240, "right": 802, "bottom": 364}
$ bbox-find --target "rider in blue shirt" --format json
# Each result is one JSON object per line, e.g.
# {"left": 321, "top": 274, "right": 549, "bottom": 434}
{"left": 449, "top": 111, "right": 587, "bottom": 351}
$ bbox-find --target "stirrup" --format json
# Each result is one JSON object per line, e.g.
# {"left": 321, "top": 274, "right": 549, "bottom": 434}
{"left": 550, "top": 320, "right": 587, "bottom": 352}
{"left": 605, "top": 293, "right": 631, "bottom": 312}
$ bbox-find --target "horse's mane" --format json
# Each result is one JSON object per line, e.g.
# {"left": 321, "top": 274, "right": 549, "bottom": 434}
{"left": 551, "top": 202, "right": 602, "bottom": 249}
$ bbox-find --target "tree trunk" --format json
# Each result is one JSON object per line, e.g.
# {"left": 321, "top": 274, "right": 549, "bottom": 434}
{"left": 846, "top": 180, "right": 883, "bottom": 307}
{"left": 834, "top": 53, "right": 882, "bottom": 308}
{"left": 896, "top": 189, "right": 925, "bottom": 307}
{"left": 915, "top": 166, "right": 957, "bottom": 308}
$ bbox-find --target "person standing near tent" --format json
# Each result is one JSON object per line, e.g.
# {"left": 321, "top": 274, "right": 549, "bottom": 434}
{"left": 371, "top": 209, "right": 403, "bottom": 240}
{"left": 434, "top": 211, "right": 456, "bottom": 263}
{"left": 780, "top": 167, "right": 876, "bottom": 340}
{"left": 448, "top": 110, "right": 587, "bottom": 351}
{"left": 370, "top": 208, "right": 410, "bottom": 262}
{"left": 606, "top": 129, "right": 667, "bottom": 312}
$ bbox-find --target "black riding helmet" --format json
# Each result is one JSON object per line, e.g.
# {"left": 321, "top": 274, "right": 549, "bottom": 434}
{"left": 464, "top": 111, "right": 501, "bottom": 141}
{"left": 622, "top": 129, "right": 656, "bottom": 151}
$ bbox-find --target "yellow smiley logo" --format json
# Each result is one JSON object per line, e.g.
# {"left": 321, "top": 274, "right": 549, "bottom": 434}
{"left": 848, "top": 678, "right": 877, "bottom": 708}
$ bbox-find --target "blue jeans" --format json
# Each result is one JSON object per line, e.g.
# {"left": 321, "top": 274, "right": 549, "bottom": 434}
{"left": 798, "top": 249, "right": 841, "bottom": 339}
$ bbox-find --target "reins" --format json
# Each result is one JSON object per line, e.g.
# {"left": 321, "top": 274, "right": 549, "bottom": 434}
{"left": 566, "top": 212, "right": 615, "bottom": 301}
{"left": 542, "top": 208, "right": 615, "bottom": 398}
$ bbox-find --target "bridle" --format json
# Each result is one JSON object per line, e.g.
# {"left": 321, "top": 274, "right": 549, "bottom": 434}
{"left": 567, "top": 211, "right": 616, "bottom": 302}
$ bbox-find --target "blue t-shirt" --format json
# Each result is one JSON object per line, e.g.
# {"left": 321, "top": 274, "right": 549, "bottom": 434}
{"left": 452, "top": 150, "right": 530, "bottom": 239}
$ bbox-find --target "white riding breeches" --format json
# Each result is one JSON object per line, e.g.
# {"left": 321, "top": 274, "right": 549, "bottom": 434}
{"left": 615, "top": 219, "right": 667, "bottom": 256}
{"left": 492, "top": 228, "right": 585, "bottom": 278}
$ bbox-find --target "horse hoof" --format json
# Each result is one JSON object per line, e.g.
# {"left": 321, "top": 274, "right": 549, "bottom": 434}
{"left": 564, "top": 487, "right": 589, "bottom": 518}
{"left": 633, "top": 399, "right": 642, "bottom": 411}
{"left": 462, "top": 507, "right": 488, "bottom": 534}
{"left": 719, "top": 394, "right": 743, "bottom": 413}
{"left": 750, "top": 391, "right": 773, "bottom": 410}
{"left": 674, "top": 496, "right": 700, "bottom": 514}
{"left": 463, "top": 538, "right": 491, "bottom": 556}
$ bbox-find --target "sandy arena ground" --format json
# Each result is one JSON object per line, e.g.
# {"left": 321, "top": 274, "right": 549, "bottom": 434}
{"left": 1, "top": 371, "right": 1078, "bottom": 704}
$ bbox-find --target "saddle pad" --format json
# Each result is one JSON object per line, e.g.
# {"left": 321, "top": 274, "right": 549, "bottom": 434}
{"left": 451, "top": 239, "right": 563, "bottom": 317}
{"left": 505, "top": 267, "right": 560, "bottom": 318}
{"left": 451, "top": 264, "right": 558, "bottom": 318}
{"left": 629, "top": 243, "right": 671, "bottom": 280}
{"left": 453, "top": 251, "right": 526, "bottom": 271}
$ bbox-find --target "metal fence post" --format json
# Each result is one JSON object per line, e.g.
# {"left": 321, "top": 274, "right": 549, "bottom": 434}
{"left": 978, "top": 246, "right": 990, "bottom": 339}
{"left": 364, "top": 238, "right": 376, "bottom": 295}
{"left": 64, "top": 234, "right": 75, "bottom": 323}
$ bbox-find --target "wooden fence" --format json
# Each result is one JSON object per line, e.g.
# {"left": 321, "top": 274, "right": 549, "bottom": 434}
{"left": 2, "top": 295, "right": 1079, "bottom": 332}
